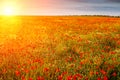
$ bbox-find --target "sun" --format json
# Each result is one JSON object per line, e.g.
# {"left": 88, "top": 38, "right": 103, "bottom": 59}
{"left": 1, "top": 2, "right": 18, "bottom": 16}
{"left": 3, "top": 6, "right": 14, "bottom": 16}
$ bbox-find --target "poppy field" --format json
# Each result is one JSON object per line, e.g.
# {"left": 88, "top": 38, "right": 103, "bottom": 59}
{"left": 0, "top": 16, "right": 120, "bottom": 80}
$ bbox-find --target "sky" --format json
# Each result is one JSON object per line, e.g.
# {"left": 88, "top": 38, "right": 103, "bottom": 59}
{"left": 0, "top": 0, "right": 120, "bottom": 16}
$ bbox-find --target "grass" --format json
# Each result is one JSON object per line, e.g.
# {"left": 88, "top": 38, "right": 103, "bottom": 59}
{"left": 0, "top": 16, "right": 120, "bottom": 80}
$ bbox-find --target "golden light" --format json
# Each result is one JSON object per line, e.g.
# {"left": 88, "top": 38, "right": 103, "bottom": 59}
{"left": 0, "top": 1, "right": 22, "bottom": 36}
{"left": 1, "top": 2, "right": 19, "bottom": 16}
{"left": 3, "top": 6, "right": 14, "bottom": 15}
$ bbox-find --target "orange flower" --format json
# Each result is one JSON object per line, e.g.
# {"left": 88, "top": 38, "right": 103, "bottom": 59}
{"left": 2, "top": 69, "right": 7, "bottom": 74}
{"left": 21, "top": 75, "right": 26, "bottom": 80}
{"left": 37, "top": 76, "right": 44, "bottom": 80}
{"left": 15, "top": 70, "right": 20, "bottom": 76}
{"left": 58, "top": 75, "right": 63, "bottom": 80}
{"left": 80, "top": 62, "right": 84, "bottom": 65}
{"left": 73, "top": 75, "right": 77, "bottom": 80}
{"left": 29, "top": 78, "right": 33, "bottom": 80}
{"left": 76, "top": 74, "right": 83, "bottom": 78}
{"left": 62, "top": 71, "right": 67, "bottom": 76}
{"left": 103, "top": 76, "right": 108, "bottom": 80}
{"left": 112, "top": 72, "right": 117, "bottom": 77}
{"left": 97, "top": 77, "right": 101, "bottom": 80}
{"left": 85, "top": 77, "right": 88, "bottom": 80}
{"left": 110, "top": 51, "right": 116, "bottom": 54}
{"left": 24, "top": 69, "right": 29, "bottom": 73}
{"left": 100, "top": 70, "right": 106, "bottom": 75}
{"left": 17, "top": 65, "right": 21, "bottom": 68}
{"left": 67, "top": 75, "right": 73, "bottom": 80}
{"left": 43, "top": 68, "right": 49, "bottom": 72}
{"left": 96, "top": 72, "right": 99, "bottom": 75}
{"left": 117, "top": 40, "right": 120, "bottom": 45}
{"left": 89, "top": 71, "right": 94, "bottom": 76}
{"left": 31, "top": 66, "right": 37, "bottom": 70}
{"left": 69, "top": 57, "right": 73, "bottom": 62}
{"left": 55, "top": 68, "right": 60, "bottom": 73}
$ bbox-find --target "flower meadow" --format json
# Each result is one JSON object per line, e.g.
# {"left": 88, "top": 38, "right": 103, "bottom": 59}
{"left": 0, "top": 16, "right": 120, "bottom": 80}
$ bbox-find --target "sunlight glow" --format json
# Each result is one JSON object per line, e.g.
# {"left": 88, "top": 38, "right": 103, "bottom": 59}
{"left": 1, "top": 2, "right": 19, "bottom": 16}
{"left": 3, "top": 6, "right": 14, "bottom": 15}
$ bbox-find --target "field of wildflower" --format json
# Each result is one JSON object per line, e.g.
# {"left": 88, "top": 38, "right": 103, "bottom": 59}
{"left": 0, "top": 16, "right": 120, "bottom": 80}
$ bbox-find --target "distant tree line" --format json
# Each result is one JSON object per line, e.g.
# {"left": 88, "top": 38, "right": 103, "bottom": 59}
{"left": 64, "top": 15, "right": 120, "bottom": 18}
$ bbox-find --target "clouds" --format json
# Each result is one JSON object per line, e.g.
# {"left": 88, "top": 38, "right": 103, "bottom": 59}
{"left": 70, "top": 0, "right": 106, "bottom": 3}
{"left": 21, "top": 0, "right": 120, "bottom": 15}
{"left": 108, "top": 0, "right": 120, "bottom": 2}
{"left": 55, "top": 0, "right": 120, "bottom": 16}
{"left": 0, "top": 0, "right": 120, "bottom": 15}
{"left": 68, "top": 0, "right": 120, "bottom": 3}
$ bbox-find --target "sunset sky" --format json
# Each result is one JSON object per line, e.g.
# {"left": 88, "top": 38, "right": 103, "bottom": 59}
{"left": 0, "top": 0, "right": 120, "bottom": 16}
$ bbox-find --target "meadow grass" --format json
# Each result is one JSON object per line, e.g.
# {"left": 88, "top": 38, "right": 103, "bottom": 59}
{"left": 0, "top": 16, "right": 120, "bottom": 80}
